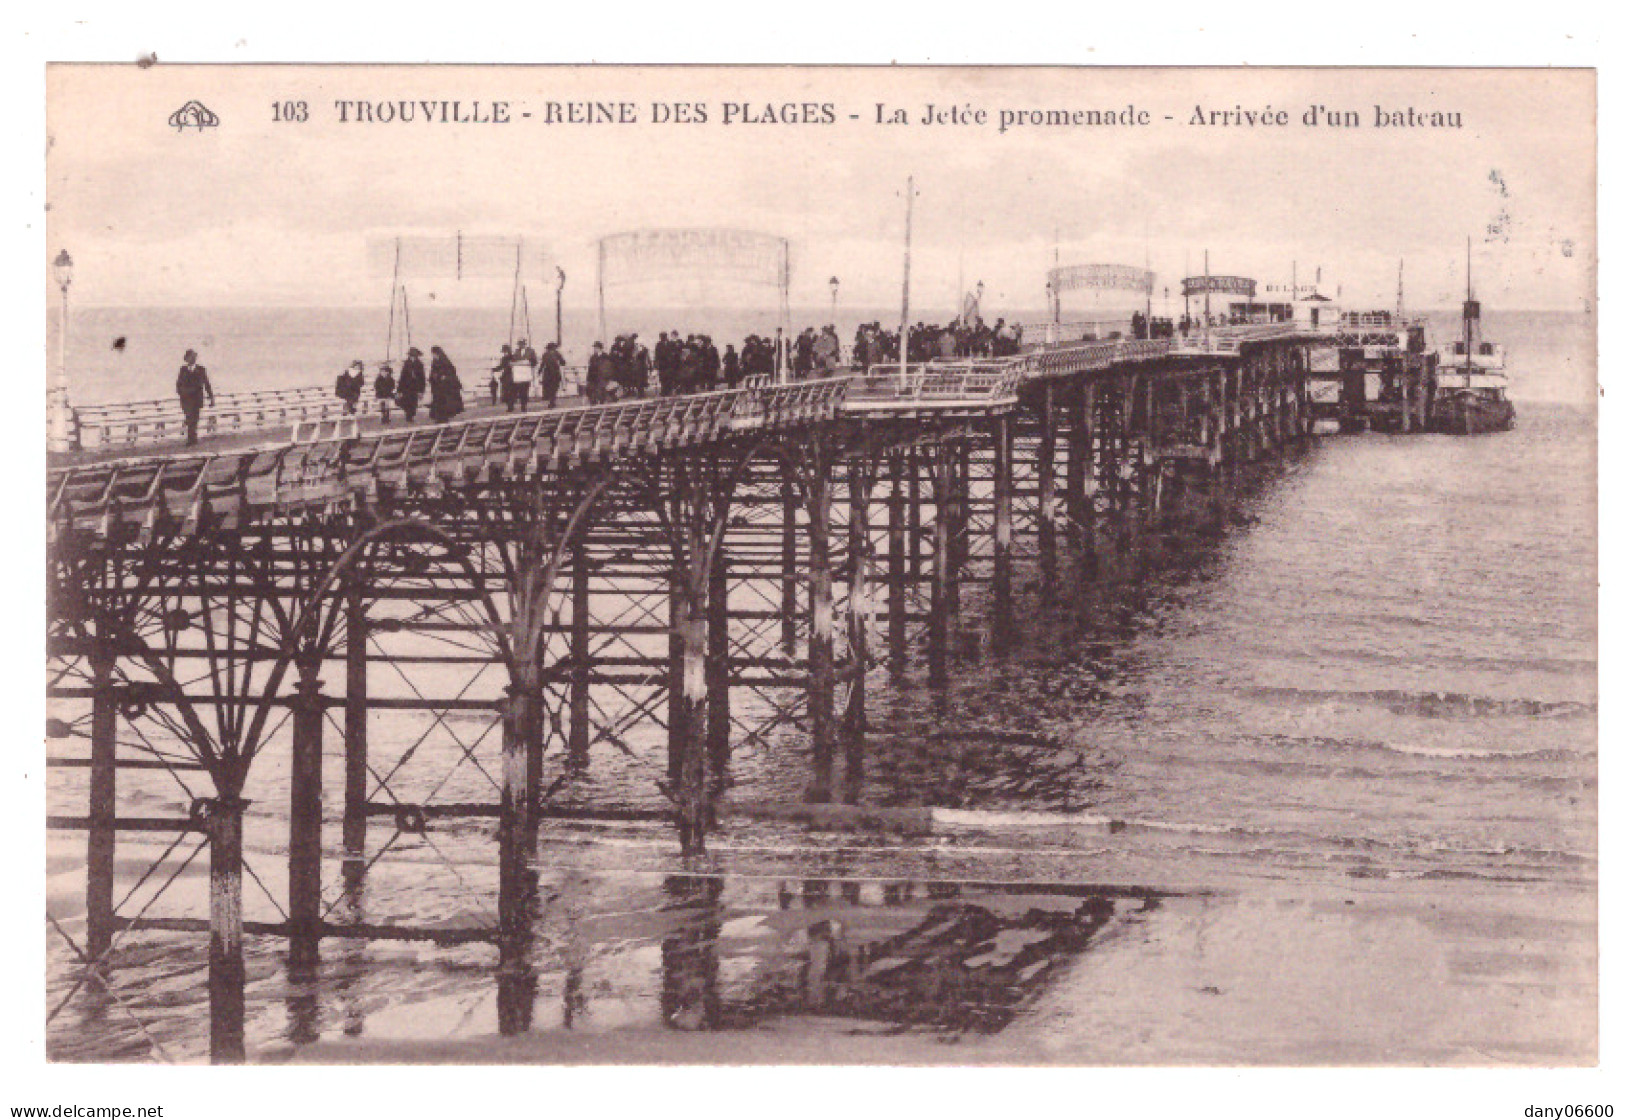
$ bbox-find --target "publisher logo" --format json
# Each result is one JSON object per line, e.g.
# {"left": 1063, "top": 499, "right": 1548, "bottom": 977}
{"left": 168, "top": 101, "right": 219, "bottom": 132}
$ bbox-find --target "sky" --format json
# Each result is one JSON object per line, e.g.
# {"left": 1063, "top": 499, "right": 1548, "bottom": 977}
{"left": 45, "top": 65, "right": 1595, "bottom": 314}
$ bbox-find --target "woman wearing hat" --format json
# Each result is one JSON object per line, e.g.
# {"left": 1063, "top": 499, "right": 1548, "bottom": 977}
{"left": 397, "top": 347, "right": 426, "bottom": 422}
{"left": 428, "top": 345, "right": 463, "bottom": 422}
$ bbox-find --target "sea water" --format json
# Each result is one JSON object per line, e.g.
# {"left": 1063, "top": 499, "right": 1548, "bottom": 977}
{"left": 44, "top": 307, "right": 1595, "bottom": 1063}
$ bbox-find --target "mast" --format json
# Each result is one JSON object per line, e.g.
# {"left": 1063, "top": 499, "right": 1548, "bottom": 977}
{"left": 1465, "top": 236, "right": 1474, "bottom": 381}
{"left": 508, "top": 241, "right": 523, "bottom": 347}
{"left": 385, "top": 237, "right": 402, "bottom": 365}
{"left": 900, "top": 175, "right": 915, "bottom": 384}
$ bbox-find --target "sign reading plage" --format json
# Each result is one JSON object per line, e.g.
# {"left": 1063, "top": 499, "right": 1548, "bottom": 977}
{"left": 1181, "top": 274, "right": 1257, "bottom": 298}
{"left": 1048, "top": 263, "right": 1155, "bottom": 295}
{"left": 599, "top": 229, "right": 790, "bottom": 290}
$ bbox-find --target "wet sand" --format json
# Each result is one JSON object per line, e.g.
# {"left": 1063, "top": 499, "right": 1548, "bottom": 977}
{"left": 262, "top": 871, "right": 1593, "bottom": 1067}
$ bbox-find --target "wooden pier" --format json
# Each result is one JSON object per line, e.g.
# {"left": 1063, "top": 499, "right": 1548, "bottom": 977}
{"left": 47, "top": 323, "right": 1331, "bottom": 1061}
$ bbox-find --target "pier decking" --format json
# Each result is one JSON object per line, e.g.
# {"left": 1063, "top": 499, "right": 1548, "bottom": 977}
{"left": 48, "top": 322, "right": 1344, "bottom": 1061}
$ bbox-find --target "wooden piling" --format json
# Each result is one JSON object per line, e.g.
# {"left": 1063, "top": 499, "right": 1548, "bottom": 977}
{"left": 779, "top": 473, "right": 797, "bottom": 654}
{"left": 672, "top": 578, "right": 710, "bottom": 853}
{"left": 341, "top": 581, "right": 368, "bottom": 869}
{"left": 288, "top": 670, "right": 325, "bottom": 972}
{"left": 568, "top": 544, "right": 591, "bottom": 767}
{"left": 805, "top": 467, "right": 835, "bottom": 802}
{"left": 1037, "top": 381, "right": 1058, "bottom": 587}
{"left": 498, "top": 682, "right": 537, "bottom": 983}
{"left": 844, "top": 457, "right": 871, "bottom": 794}
{"left": 85, "top": 644, "right": 116, "bottom": 962}
{"left": 945, "top": 442, "right": 965, "bottom": 616}
{"left": 667, "top": 574, "right": 684, "bottom": 782}
{"left": 991, "top": 415, "right": 1014, "bottom": 643}
{"left": 886, "top": 451, "right": 908, "bottom": 674}
{"left": 907, "top": 447, "right": 924, "bottom": 578}
{"left": 928, "top": 449, "right": 951, "bottom": 687}
{"left": 706, "top": 549, "right": 730, "bottom": 777}
{"left": 1069, "top": 384, "right": 1096, "bottom": 560}
{"left": 207, "top": 794, "right": 246, "bottom": 1064}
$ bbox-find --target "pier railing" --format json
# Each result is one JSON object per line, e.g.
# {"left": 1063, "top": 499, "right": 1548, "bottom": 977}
{"left": 1020, "top": 338, "right": 1172, "bottom": 377}
{"left": 845, "top": 360, "right": 1024, "bottom": 408}
{"left": 66, "top": 368, "right": 596, "bottom": 452}
{"left": 71, "top": 386, "right": 349, "bottom": 450}
{"left": 48, "top": 379, "right": 855, "bottom": 534}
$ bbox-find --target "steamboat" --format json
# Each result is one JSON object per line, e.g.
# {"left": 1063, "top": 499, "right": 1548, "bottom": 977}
{"left": 1430, "top": 244, "right": 1515, "bottom": 434}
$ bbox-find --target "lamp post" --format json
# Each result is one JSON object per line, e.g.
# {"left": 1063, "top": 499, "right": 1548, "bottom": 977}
{"left": 554, "top": 266, "right": 566, "bottom": 348}
{"left": 829, "top": 276, "right": 839, "bottom": 324}
{"left": 975, "top": 280, "right": 985, "bottom": 324}
{"left": 51, "top": 250, "right": 73, "bottom": 452}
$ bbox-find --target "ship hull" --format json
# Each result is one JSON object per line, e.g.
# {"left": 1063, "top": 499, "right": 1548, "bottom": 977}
{"left": 1429, "top": 391, "right": 1515, "bottom": 435}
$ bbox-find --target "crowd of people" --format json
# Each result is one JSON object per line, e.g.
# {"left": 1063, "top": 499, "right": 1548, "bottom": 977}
{"left": 174, "top": 314, "right": 1047, "bottom": 445}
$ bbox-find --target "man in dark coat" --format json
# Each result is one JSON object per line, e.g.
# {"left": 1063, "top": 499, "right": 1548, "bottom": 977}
{"left": 176, "top": 348, "right": 214, "bottom": 446}
{"left": 627, "top": 334, "right": 651, "bottom": 398}
{"left": 540, "top": 342, "right": 564, "bottom": 408}
{"left": 586, "top": 342, "right": 613, "bottom": 405}
{"left": 397, "top": 347, "right": 426, "bottom": 422}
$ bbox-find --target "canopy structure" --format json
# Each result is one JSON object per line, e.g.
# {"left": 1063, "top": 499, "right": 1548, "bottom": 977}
{"left": 596, "top": 228, "right": 792, "bottom": 371}
{"left": 1045, "top": 263, "right": 1156, "bottom": 325}
{"left": 367, "top": 234, "right": 558, "bottom": 362}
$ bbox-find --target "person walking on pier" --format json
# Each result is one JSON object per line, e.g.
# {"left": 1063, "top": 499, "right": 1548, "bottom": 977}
{"left": 540, "top": 341, "right": 564, "bottom": 408}
{"left": 586, "top": 341, "right": 614, "bottom": 404}
{"left": 374, "top": 363, "right": 396, "bottom": 426}
{"left": 335, "top": 360, "right": 365, "bottom": 415}
{"left": 397, "top": 347, "right": 426, "bottom": 422}
{"left": 514, "top": 339, "right": 537, "bottom": 411}
{"left": 626, "top": 334, "right": 651, "bottom": 398}
{"left": 175, "top": 348, "right": 214, "bottom": 446}
{"left": 494, "top": 344, "right": 519, "bottom": 412}
{"left": 428, "top": 345, "right": 464, "bottom": 423}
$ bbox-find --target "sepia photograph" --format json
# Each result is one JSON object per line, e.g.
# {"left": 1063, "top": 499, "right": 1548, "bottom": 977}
{"left": 33, "top": 58, "right": 1597, "bottom": 1086}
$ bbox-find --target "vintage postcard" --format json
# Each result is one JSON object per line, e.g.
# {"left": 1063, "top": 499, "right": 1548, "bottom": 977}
{"left": 38, "top": 63, "right": 1596, "bottom": 1079}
